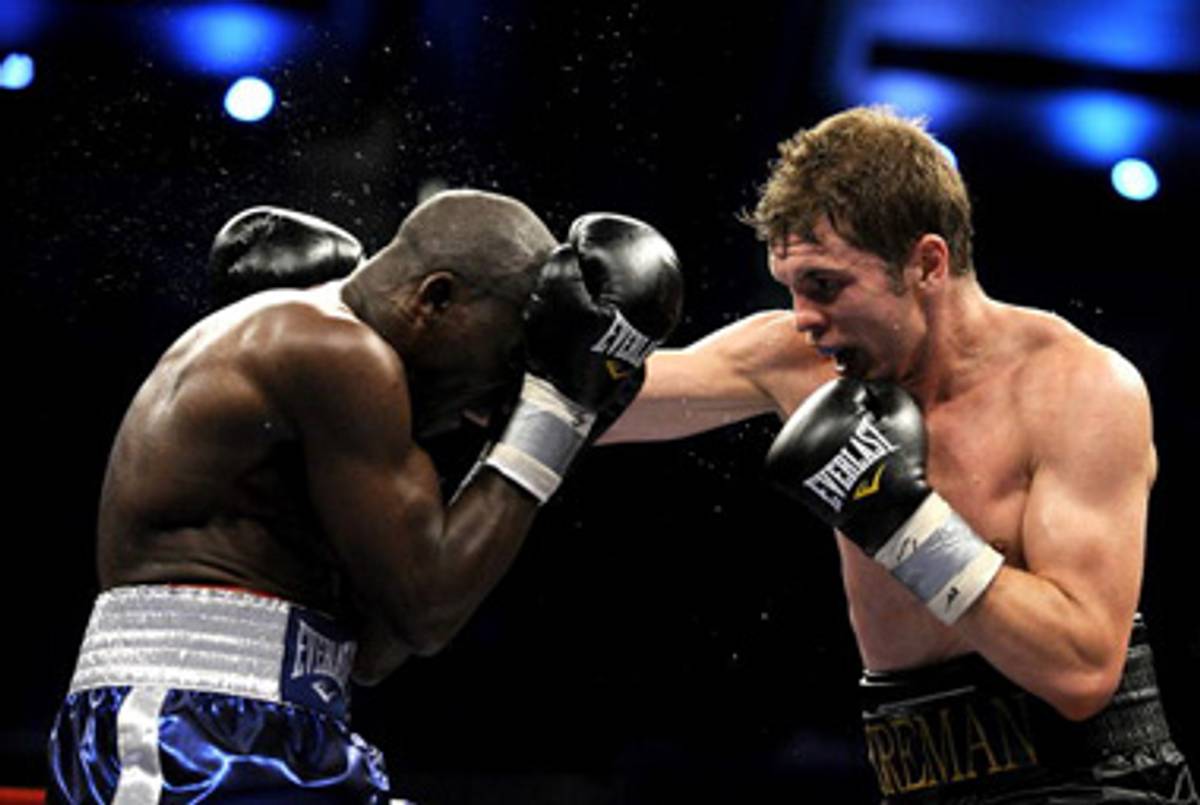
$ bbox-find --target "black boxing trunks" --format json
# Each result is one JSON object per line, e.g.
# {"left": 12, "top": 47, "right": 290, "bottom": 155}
{"left": 47, "top": 585, "right": 390, "bottom": 803}
{"left": 860, "top": 617, "right": 1197, "bottom": 804}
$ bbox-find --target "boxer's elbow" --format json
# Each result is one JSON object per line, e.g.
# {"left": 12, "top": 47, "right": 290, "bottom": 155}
{"left": 383, "top": 545, "right": 499, "bottom": 655}
{"left": 396, "top": 611, "right": 458, "bottom": 656}
{"left": 1047, "top": 666, "right": 1122, "bottom": 721}
{"left": 352, "top": 616, "right": 417, "bottom": 686}
{"left": 351, "top": 653, "right": 401, "bottom": 687}
{"left": 1053, "top": 691, "right": 1112, "bottom": 722}
{"left": 364, "top": 612, "right": 447, "bottom": 659}
{"left": 386, "top": 585, "right": 465, "bottom": 656}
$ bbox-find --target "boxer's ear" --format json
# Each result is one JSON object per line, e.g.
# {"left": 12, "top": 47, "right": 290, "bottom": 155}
{"left": 415, "top": 272, "right": 458, "bottom": 313}
{"left": 908, "top": 234, "right": 949, "bottom": 288}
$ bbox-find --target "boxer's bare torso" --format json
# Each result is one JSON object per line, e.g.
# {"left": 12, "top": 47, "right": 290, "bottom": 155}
{"left": 97, "top": 284, "right": 362, "bottom": 617}
{"left": 608, "top": 303, "right": 1154, "bottom": 676}
{"left": 836, "top": 304, "right": 1096, "bottom": 669}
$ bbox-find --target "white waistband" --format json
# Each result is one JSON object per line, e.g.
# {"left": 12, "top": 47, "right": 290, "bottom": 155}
{"left": 69, "top": 585, "right": 351, "bottom": 706}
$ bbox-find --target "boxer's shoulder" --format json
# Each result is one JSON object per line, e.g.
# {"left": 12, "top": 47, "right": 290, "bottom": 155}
{"left": 991, "top": 304, "right": 1152, "bottom": 462}
{"left": 220, "top": 287, "right": 401, "bottom": 381}
{"left": 151, "top": 286, "right": 407, "bottom": 436}
{"left": 999, "top": 305, "right": 1145, "bottom": 401}
{"left": 231, "top": 289, "right": 411, "bottom": 428}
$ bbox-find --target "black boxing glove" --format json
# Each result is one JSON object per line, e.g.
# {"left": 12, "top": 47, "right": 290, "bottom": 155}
{"left": 766, "top": 378, "right": 1003, "bottom": 624}
{"left": 209, "top": 206, "right": 364, "bottom": 307}
{"left": 567, "top": 212, "right": 685, "bottom": 363}
{"left": 483, "top": 214, "right": 683, "bottom": 502}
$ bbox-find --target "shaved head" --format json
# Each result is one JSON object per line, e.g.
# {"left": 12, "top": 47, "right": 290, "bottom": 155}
{"left": 381, "top": 189, "right": 556, "bottom": 298}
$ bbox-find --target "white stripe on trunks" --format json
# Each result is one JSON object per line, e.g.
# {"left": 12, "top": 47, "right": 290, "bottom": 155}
{"left": 112, "top": 684, "right": 169, "bottom": 805}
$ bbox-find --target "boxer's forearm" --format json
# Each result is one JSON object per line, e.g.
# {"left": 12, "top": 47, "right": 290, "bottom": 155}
{"left": 598, "top": 350, "right": 778, "bottom": 443}
{"left": 956, "top": 566, "right": 1132, "bottom": 721}
{"left": 599, "top": 390, "right": 773, "bottom": 442}
{"left": 352, "top": 612, "right": 415, "bottom": 686}
{"left": 957, "top": 353, "right": 1151, "bottom": 722}
{"left": 392, "top": 470, "right": 539, "bottom": 656}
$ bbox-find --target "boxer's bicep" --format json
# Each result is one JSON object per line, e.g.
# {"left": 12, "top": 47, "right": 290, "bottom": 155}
{"left": 274, "top": 326, "right": 446, "bottom": 645}
{"left": 304, "top": 413, "right": 444, "bottom": 620}
{"left": 310, "top": 435, "right": 448, "bottom": 655}
{"left": 1020, "top": 349, "right": 1154, "bottom": 648}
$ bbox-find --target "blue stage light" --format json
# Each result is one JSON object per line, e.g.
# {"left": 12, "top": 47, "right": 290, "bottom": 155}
{"left": 0, "top": 52, "right": 34, "bottom": 90}
{"left": 855, "top": 0, "right": 1199, "bottom": 73}
{"left": 0, "top": 0, "right": 48, "bottom": 47}
{"left": 224, "top": 76, "right": 275, "bottom": 122}
{"left": 1110, "top": 158, "right": 1158, "bottom": 202}
{"left": 858, "top": 70, "right": 971, "bottom": 131}
{"left": 160, "top": 3, "right": 300, "bottom": 74}
{"left": 1029, "top": 1, "right": 1198, "bottom": 72}
{"left": 1041, "top": 90, "right": 1161, "bottom": 166}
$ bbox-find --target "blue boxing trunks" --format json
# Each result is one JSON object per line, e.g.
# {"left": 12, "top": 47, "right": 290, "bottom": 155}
{"left": 859, "top": 616, "right": 1197, "bottom": 804}
{"left": 47, "top": 585, "right": 391, "bottom": 804}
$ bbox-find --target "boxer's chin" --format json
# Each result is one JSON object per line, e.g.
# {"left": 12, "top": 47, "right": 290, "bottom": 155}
{"left": 830, "top": 347, "right": 861, "bottom": 377}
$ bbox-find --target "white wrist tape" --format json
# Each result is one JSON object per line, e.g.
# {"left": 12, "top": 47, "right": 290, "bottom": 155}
{"left": 872, "top": 493, "right": 1004, "bottom": 625}
{"left": 483, "top": 375, "right": 596, "bottom": 503}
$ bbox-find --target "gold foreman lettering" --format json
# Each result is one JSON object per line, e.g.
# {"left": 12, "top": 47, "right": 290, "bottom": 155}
{"left": 963, "top": 702, "right": 1002, "bottom": 777}
{"left": 891, "top": 716, "right": 938, "bottom": 792}
{"left": 915, "top": 709, "right": 960, "bottom": 785}
{"left": 992, "top": 695, "right": 1038, "bottom": 771}
{"left": 864, "top": 722, "right": 900, "bottom": 796}
{"left": 863, "top": 695, "right": 1040, "bottom": 794}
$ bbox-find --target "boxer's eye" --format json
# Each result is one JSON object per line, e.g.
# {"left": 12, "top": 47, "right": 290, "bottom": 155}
{"left": 801, "top": 273, "right": 845, "bottom": 304}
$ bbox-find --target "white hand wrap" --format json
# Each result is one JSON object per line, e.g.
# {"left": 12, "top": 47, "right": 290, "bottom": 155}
{"left": 483, "top": 374, "right": 596, "bottom": 503}
{"left": 872, "top": 493, "right": 1004, "bottom": 625}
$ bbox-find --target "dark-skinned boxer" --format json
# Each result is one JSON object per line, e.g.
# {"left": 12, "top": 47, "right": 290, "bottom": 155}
{"left": 48, "top": 190, "right": 683, "bottom": 803}
{"left": 602, "top": 107, "right": 1196, "bottom": 803}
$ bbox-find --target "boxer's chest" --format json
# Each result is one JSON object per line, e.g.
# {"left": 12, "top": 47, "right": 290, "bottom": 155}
{"left": 840, "top": 378, "right": 1034, "bottom": 669}
{"left": 922, "top": 387, "right": 1032, "bottom": 564}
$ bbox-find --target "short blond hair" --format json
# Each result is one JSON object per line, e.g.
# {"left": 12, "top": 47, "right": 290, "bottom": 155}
{"left": 749, "top": 106, "right": 974, "bottom": 276}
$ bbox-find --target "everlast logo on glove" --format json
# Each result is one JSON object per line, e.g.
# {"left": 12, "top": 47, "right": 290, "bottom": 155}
{"left": 802, "top": 419, "right": 899, "bottom": 512}
{"left": 590, "top": 308, "right": 657, "bottom": 367}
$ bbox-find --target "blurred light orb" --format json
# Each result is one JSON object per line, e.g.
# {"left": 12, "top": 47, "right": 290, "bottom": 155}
{"left": 1110, "top": 158, "right": 1158, "bottom": 201}
{"left": 0, "top": 52, "right": 34, "bottom": 90}
{"left": 224, "top": 76, "right": 275, "bottom": 122}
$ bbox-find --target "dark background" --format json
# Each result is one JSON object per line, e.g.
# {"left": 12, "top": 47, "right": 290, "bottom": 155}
{"left": 4, "top": 1, "right": 1198, "bottom": 802}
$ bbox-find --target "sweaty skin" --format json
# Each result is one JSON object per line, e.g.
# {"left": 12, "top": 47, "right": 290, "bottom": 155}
{"left": 97, "top": 281, "right": 538, "bottom": 684}
{"left": 603, "top": 220, "right": 1155, "bottom": 721}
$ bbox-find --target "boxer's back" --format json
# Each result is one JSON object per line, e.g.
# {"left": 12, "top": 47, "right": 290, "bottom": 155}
{"left": 97, "top": 287, "right": 348, "bottom": 612}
